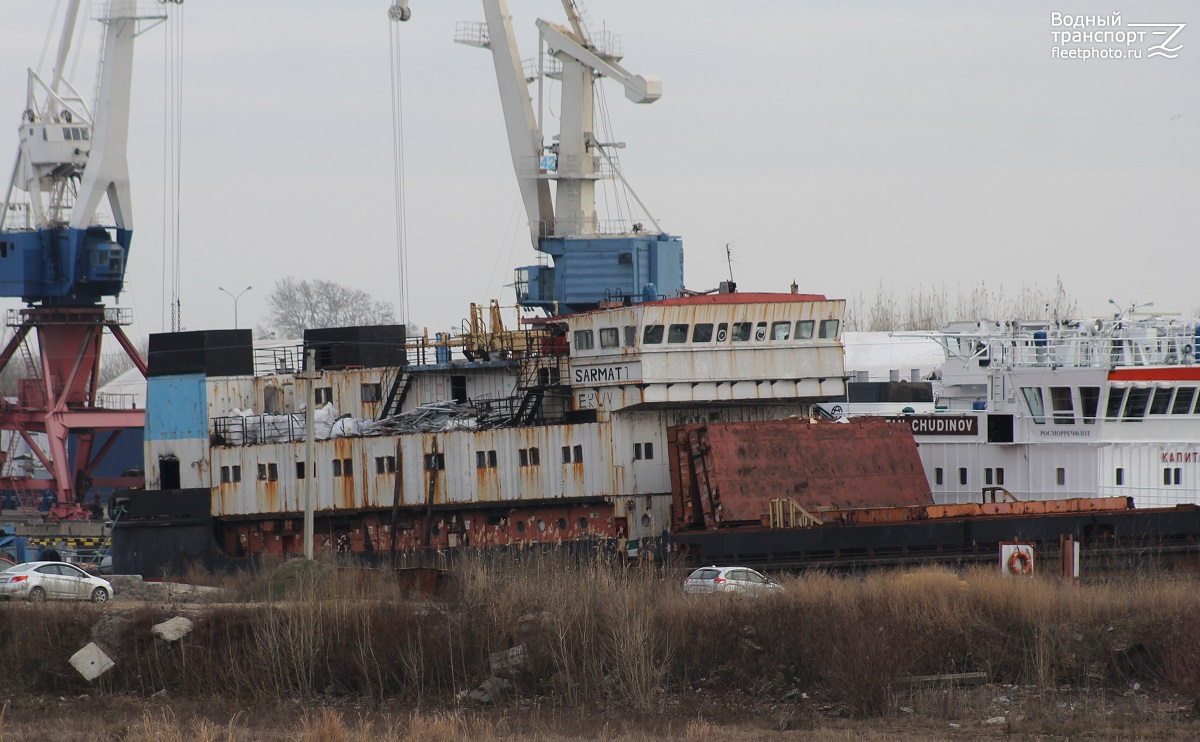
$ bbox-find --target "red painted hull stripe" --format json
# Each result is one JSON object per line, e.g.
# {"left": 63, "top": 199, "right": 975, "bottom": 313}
{"left": 1108, "top": 368, "right": 1200, "bottom": 381}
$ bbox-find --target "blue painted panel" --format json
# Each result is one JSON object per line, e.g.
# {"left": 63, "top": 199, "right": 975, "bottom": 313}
{"left": 68, "top": 429, "right": 145, "bottom": 477}
{"left": 0, "top": 225, "right": 131, "bottom": 304}
{"left": 145, "top": 374, "right": 207, "bottom": 441}
{"left": 516, "top": 234, "right": 685, "bottom": 313}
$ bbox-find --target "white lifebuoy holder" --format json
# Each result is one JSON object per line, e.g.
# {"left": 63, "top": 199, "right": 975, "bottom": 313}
{"left": 1002, "top": 543, "right": 1036, "bottom": 577}
{"left": 716, "top": 328, "right": 728, "bottom": 342}
{"left": 755, "top": 327, "right": 767, "bottom": 341}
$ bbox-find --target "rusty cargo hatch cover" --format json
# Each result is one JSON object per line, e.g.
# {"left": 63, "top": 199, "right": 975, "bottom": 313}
{"left": 669, "top": 417, "right": 932, "bottom": 529}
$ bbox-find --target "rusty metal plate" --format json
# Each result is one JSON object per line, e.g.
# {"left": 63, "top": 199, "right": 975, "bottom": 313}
{"left": 671, "top": 417, "right": 931, "bottom": 528}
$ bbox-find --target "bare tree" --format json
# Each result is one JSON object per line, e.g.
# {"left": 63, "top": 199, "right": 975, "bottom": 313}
{"left": 266, "top": 277, "right": 397, "bottom": 339}
{"left": 845, "top": 278, "right": 1079, "bottom": 332}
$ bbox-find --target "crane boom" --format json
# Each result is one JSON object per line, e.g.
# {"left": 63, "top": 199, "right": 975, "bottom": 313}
{"left": 477, "top": 0, "right": 554, "bottom": 244}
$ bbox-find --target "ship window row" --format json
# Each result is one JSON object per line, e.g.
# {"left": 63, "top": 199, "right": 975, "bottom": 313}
{"left": 219, "top": 465, "right": 242, "bottom": 484}
{"left": 574, "top": 319, "right": 840, "bottom": 351}
{"left": 256, "top": 463, "right": 279, "bottom": 482}
{"left": 376, "top": 455, "right": 397, "bottom": 474}
{"left": 518, "top": 447, "right": 541, "bottom": 467}
{"left": 332, "top": 458, "right": 353, "bottom": 477}
{"left": 639, "top": 319, "right": 839, "bottom": 346}
{"left": 633, "top": 442, "right": 655, "bottom": 460}
{"left": 1164, "top": 467, "right": 1183, "bottom": 486}
{"left": 476, "top": 450, "right": 498, "bottom": 469}
{"left": 1021, "top": 385, "right": 1199, "bottom": 423}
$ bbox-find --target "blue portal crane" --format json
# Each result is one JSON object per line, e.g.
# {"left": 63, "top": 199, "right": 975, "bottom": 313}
{"left": 0, "top": 1, "right": 163, "bottom": 519}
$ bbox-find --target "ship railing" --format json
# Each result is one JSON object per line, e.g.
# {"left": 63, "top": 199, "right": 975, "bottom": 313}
{"left": 253, "top": 345, "right": 304, "bottom": 377}
{"left": 945, "top": 334, "right": 1200, "bottom": 369}
{"left": 94, "top": 392, "right": 138, "bottom": 410}
{"left": 211, "top": 413, "right": 305, "bottom": 447}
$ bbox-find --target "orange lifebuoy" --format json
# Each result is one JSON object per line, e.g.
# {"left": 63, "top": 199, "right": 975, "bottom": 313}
{"left": 1007, "top": 548, "right": 1033, "bottom": 575}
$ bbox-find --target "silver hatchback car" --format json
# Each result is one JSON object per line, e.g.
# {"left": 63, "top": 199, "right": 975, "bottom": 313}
{"left": 682, "top": 566, "right": 783, "bottom": 595}
{"left": 0, "top": 561, "right": 114, "bottom": 603}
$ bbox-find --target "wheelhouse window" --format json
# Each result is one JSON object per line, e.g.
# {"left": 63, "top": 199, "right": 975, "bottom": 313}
{"left": 934, "top": 467, "right": 944, "bottom": 485}
{"left": 819, "top": 319, "right": 840, "bottom": 339}
{"left": 1049, "top": 386, "right": 1074, "bottom": 425}
{"left": 1148, "top": 388, "right": 1172, "bottom": 415}
{"left": 1021, "top": 387, "right": 1046, "bottom": 424}
{"left": 1172, "top": 387, "right": 1196, "bottom": 415}
{"left": 1056, "top": 467, "right": 1066, "bottom": 486}
{"left": 361, "top": 383, "right": 382, "bottom": 403}
{"left": 730, "top": 322, "right": 752, "bottom": 342}
{"left": 667, "top": 324, "right": 690, "bottom": 343}
{"left": 642, "top": 325, "right": 664, "bottom": 344}
{"left": 958, "top": 468, "right": 968, "bottom": 486}
{"left": 795, "top": 320, "right": 815, "bottom": 340}
{"left": 1080, "top": 386, "right": 1100, "bottom": 424}
{"left": 573, "top": 330, "right": 595, "bottom": 350}
{"left": 1115, "top": 467, "right": 1124, "bottom": 486}
{"left": 692, "top": 323, "right": 714, "bottom": 343}
{"left": 1124, "top": 387, "right": 1151, "bottom": 420}
{"left": 1105, "top": 387, "right": 1126, "bottom": 421}
{"left": 770, "top": 321, "right": 791, "bottom": 340}
{"left": 599, "top": 328, "right": 620, "bottom": 348}
{"left": 623, "top": 326, "right": 637, "bottom": 347}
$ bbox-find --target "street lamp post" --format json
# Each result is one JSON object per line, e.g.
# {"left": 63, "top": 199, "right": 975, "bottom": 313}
{"left": 218, "top": 285, "right": 253, "bottom": 329}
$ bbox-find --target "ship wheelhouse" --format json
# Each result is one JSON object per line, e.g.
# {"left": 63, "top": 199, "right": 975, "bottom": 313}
{"left": 916, "top": 316, "right": 1200, "bottom": 508}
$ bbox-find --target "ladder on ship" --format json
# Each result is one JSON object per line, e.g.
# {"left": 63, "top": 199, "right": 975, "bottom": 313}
{"left": 378, "top": 370, "right": 414, "bottom": 420}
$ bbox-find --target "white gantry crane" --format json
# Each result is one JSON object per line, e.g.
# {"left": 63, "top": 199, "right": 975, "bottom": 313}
{"left": 456, "top": 0, "right": 682, "bottom": 313}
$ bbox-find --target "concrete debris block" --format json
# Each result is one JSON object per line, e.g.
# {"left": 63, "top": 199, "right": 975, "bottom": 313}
{"left": 151, "top": 616, "right": 194, "bottom": 643}
{"left": 91, "top": 614, "right": 133, "bottom": 651}
{"left": 108, "top": 577, "right": 223, "bottom": 603}
{"left": 468, "top": 676, "right": 512, "bottom": 704}
{"left": 69, "top": 642, "right": 115, "bottom": 681}
{"left": 489, "top": 645, "right": 527, "bottom": 676}
{"left": 108, "top": 574, "right": 144, "bottom": 595}
{"left": 984, "top": 716, "right": 1007, "bottom": 725}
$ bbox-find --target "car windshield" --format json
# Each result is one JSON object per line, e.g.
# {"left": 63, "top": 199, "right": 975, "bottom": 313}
{"left": 689, "top": 568, "right": 720, "bottom": 580}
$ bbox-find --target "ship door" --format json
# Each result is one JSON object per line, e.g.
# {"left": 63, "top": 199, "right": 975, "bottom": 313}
{"left": 264, "top": 385, "right": 282, "bottom": 414}
{"left": 450, "top": 375, "right": 468, "bottom": 404}
{"left": 160, "top": 455, "right": 181, "bottom": 489}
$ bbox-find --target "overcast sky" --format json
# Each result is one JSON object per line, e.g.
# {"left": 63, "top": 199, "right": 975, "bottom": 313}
{"left": 1, "top": 1, "right": 1196, "bottom": 342}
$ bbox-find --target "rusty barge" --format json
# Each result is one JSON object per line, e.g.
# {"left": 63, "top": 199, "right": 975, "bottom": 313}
{"left": 112, "top": 294, "right": 1200, "bottom": 576}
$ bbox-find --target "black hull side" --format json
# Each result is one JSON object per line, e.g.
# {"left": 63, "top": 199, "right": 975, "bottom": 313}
{"left": 671, "top": 505, "right": 1200, "bottom": 572}
{"left": 111, "top": 488, "right": 231, "bottom": 578}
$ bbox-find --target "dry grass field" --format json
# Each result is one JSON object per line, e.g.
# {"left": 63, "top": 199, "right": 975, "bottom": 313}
{"left": 1, "top": 556, "right": 1198, "bottom": 740}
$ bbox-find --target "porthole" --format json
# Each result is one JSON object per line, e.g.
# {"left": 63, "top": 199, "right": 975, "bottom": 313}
{"left": 640, "top": 514, "right": 651, "bottom": 528}
{"left": 557, "top": 518, "right": 567, "bottom": 531}
{"left": 516, "top": 520, "right": 526, "bottom": 533}
{"left": 536, "top": 519, "right": 546, "bottom": 533}
{"left": 578, "top": 517, "right": 589, "bottom": 530}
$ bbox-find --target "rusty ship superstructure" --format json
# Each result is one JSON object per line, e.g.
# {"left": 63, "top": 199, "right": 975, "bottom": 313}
{"left": 114, "top": 293, "right": 851, "bottom": 571}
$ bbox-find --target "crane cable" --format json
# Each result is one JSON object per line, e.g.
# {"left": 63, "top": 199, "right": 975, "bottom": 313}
{"left": 160, "top": 2, "right": 184, "bottom": 332}
{"left": 388, "top": 16, "right": 411, "bottom": 327}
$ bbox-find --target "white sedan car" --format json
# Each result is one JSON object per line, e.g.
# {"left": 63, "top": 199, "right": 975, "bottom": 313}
{"left": 0, "top": 561, "right": 113, "bottom": 603}
{"left": 682, "top": 565, "right": 783, "bottom": 595}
